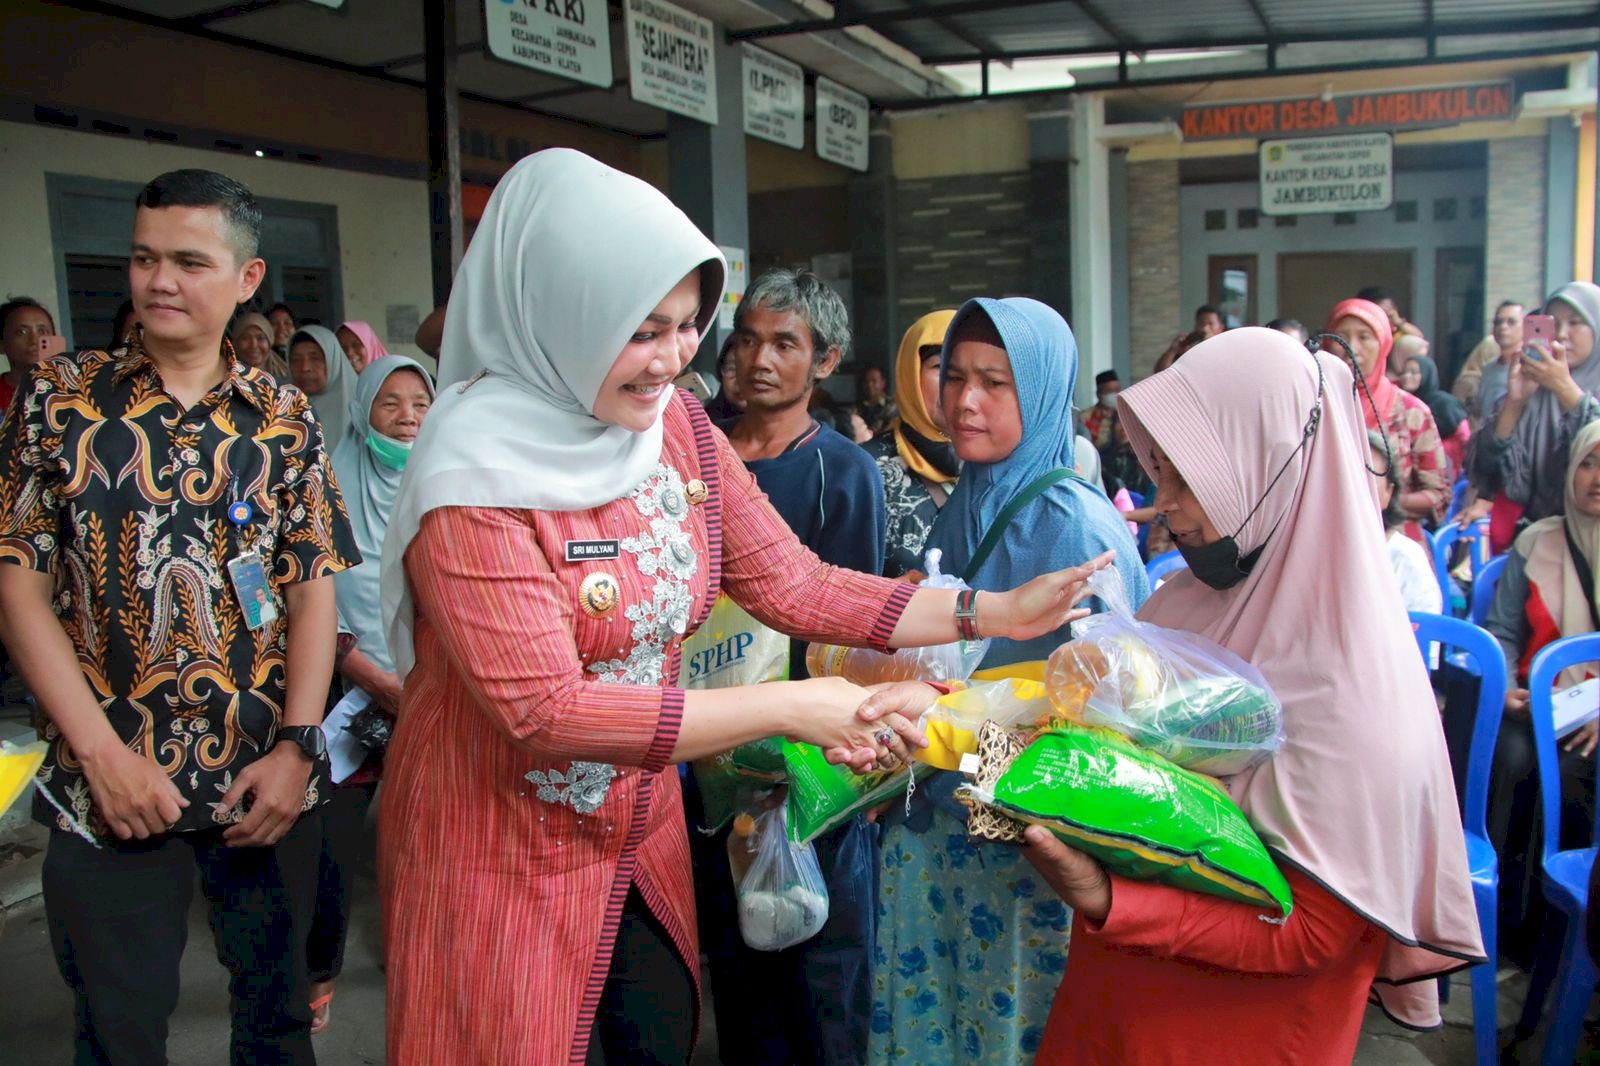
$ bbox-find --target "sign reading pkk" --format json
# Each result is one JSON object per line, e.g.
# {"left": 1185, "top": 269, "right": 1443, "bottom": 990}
{"left": 816, "top": 77, "right": 869, "bottom": 172}
{"left": 743, "top": 46, "right": 805, "bottom": 150}
{"left": 1260, "top": 134, "right": 1393, "bottom": 216}
{"left": 483, "top": 0, "right": 614, "bottom": 89}
{"left": 1183, "top": 82, "right": 1514, "bottom": 142}
{"left": 626, "top": 0, "right": 718, "bottom": 124}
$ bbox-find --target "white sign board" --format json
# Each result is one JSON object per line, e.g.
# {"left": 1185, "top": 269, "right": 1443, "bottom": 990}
{"left": 742, "top": 46, "right": 804, "bottom": 150}
{"left": 718, "top": 246, "right": 748, "bottom": 329}
{"left": 815, "top": 77, "right": 869, "bottom": 172}
{"left": 1260, "top": 133, "right": 1393, "bottom": 216}
{"left": 483, "top": 0, "right": 613, "bottom": 89}
{"left": 626, "top": 0, "right": 718, "bottom": 125}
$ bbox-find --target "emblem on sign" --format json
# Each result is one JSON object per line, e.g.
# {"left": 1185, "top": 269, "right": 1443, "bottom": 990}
{"left": 578, "top": 572, "right": 621, "bottom": 619}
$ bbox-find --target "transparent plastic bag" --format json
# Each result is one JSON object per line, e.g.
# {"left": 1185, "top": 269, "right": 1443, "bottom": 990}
{"left": 1045, "top": 568, "right": 1284, "bottom": 777}
{"left": 729, "top": 804, "right": 830, "bottom": 951}
{"left": 915, "top": 677, "right": 1053, "bottom": 770}
{"left": 804, "top": 550, "right": 989, "bottom": 685}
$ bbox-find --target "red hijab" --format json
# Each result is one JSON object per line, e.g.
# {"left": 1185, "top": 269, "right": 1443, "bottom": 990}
{"left": 1323, "top": 298, "right": 1397, "bottom": 431}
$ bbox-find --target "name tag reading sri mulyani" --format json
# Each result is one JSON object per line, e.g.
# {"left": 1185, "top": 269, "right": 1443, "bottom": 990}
{"left": 565, "top": 539, "right": 621, "bottom": 563}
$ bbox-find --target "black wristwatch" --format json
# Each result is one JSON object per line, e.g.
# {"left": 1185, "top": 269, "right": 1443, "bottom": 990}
{"left": 275, "top": 725, "right": 327, "bottom": 762}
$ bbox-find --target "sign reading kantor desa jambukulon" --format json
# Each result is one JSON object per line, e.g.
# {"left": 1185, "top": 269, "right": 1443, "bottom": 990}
{"left": 1182, "top": 82, "right": 1514, "bottom": 142}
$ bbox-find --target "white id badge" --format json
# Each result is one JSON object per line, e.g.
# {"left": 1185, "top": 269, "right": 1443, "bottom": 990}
{"left": 227, "top": 551, "right": 279, "bottom": 630}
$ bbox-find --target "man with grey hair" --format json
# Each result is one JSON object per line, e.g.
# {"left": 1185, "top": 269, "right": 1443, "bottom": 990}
{"left": 698, "top": 267, "right": 886, "bottom": 1065}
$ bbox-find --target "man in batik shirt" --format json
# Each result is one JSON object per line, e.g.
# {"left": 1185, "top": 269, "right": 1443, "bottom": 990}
{"left": 0, "top": 169, "right": 357, "bottom": 1065}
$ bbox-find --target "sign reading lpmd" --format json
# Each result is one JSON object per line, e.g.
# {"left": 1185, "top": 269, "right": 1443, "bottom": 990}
{"left": 626, "top": 0, "right": 718, "bottom": 125}
{"left": 1260, "top": 133, "right": 1393, "bottom": 216}
{"left": 743, "top": 46, "right": 804, "bottom": 150}
{"left": 816, "top": 77, "right": 868, "bottom": 172}
{"left": 484, "top": 0, "right": 613, "bottom": 90}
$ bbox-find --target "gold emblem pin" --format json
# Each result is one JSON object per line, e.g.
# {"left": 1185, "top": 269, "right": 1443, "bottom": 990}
{"left": 578, "top": 572, "right": 620, "bottom": 619}
{"left": 685, "top": 479, "right": 709, "bottom": 506}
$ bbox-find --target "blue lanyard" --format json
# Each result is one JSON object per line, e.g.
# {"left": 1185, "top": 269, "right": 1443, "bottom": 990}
{"left": 225, "top": 437, "right": 254, "bottom": 553}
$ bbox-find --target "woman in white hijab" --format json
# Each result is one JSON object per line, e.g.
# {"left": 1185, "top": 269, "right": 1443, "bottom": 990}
{"left": 287, "top": 323, "right": 355, "bottom": 448}
{"left": 375, "top": 148, "right": 1105, "bottom": 1065}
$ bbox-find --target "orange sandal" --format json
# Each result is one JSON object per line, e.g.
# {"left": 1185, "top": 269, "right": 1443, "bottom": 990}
{"left": 310, "top": 988, "right": 334, "bottom": 1035}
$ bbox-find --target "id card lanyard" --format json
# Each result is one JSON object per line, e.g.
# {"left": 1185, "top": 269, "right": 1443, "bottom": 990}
{"left": 222, "top": 437, "right": 276, "bottom": 631}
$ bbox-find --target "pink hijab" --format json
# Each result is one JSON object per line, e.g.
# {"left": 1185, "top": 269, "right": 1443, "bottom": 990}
{"left": 1324, "top": 297, "right": 1397, "bottom": 431}
{"left": 1117, "top": 327, "right": 1483, "bottom": 1022}
{"left": 339, "top": 320, "right": 389, "bottom": 370}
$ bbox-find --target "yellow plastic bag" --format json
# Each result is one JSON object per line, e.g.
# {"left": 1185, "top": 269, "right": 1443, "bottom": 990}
{"left": 0, "top": 740, "right": 46, "bottom": 818}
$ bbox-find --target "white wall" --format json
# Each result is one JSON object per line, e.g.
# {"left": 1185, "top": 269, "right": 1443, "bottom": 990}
{"left": 1179, "top": 167, "right": 1488, "bottom": 341}
{"left": 0, "top": 120, "right": 435, "bottom": 369}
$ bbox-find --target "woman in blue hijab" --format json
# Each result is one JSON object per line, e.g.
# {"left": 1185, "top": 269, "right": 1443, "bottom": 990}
{"left": 868, "top": 297, "right": 1147, "bottom": 1063}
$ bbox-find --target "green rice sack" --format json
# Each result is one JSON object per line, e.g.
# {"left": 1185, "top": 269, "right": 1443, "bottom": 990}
{"left": 984, "top": 724, "right": 1292, "bottom": 915}
{"left": 684, "top": 595, "right": 791, "bottom": 832}
{"left": 782, "top": 740, "right": 936, "bottom": 845}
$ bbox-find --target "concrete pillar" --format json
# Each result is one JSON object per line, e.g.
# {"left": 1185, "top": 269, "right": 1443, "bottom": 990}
{"left": 1068, "top": 95, "right": 1112, "bottom": 402}
{"left": 668, "top": 34, "right": 749, "bottom": 369}
{"left": 850, "top": 115, "right": 897, "bottom": 377}
{"left": 1027, "top": 104, "right": 1072, "bottom": 322}
{"left": 1546, "top": 116, "right": 1579, "bottom": 292}
{"left": 423, "top": 0, "right": 462, "bottom": 309}
{"left": 1125, "top": 159, "right": 1181, "bottom": 381}
{"left": 1485, "top": 136, "right": 1549, "bottom": 312}
{"left": 1108, "top": 147, "right": 1131, "bottom": 384}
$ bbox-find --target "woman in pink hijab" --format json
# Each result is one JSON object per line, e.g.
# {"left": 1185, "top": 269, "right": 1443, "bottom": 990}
{"left": 1018, "top": 327, "right": 1483, "bottom": 1063}
{"left": 1324, "top": 298, "right": 1449, "bottom": 542}
{"left": 336, "top": 320, "right": 389, "bottom": 374}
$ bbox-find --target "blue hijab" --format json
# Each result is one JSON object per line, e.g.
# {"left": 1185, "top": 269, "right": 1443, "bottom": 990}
{"left": 924, "top": 297, "right": 1148, "bottom": 667}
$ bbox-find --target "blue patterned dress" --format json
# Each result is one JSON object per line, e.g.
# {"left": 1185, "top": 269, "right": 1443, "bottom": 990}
{"left": 868, "top": 297, "right": 1149, "bottom": 1064}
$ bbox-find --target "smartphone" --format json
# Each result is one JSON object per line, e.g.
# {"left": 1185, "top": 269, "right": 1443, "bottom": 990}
{"left": 1523, "top": 314, "right": 1556, "bottom": 360}
{"left": 35, "top": 334, "right": 66, "bottom": 361}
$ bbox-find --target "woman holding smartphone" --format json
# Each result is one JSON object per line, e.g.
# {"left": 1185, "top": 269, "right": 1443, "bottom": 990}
{"left": 1472, "top": 282, "right": 1600, "bottom": 527}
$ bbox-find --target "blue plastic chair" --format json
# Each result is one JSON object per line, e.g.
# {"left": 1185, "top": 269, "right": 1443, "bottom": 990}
{"left": 1145, "top": 549, "right": 1187, "bottom": 586}
{"left": 1446, "top": 478, "right": 1472, "bottom": 524}
{"left": 1442, "top": 554, "right": 1510, "bottom": 677}
{"left": 1434, "top": 521, "right": 1492, "bottom": 616}
{"left": 1410, "top": 612, "right": 1509, "bottom": 1065}
{"left": 1514, "top": 633, "right": 1600, "bottom": 1064}
{"left": 1470, "top": 554, "right": 1509, "bottom": 628}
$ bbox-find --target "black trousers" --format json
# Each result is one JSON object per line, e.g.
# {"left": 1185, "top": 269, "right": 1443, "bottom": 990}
{"left": 586, "top": 888, "right": 697, "bottom": 1066}
{"left": 307, "top": 782, "right": 377, "bottom": 984}
{"left": 42, "top": 816, "right": 321, "bottom": 1066}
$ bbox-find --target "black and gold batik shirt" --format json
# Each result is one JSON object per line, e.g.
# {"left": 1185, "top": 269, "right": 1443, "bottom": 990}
{"left": 0, "top": 338, "right": 358, "bottom": 840}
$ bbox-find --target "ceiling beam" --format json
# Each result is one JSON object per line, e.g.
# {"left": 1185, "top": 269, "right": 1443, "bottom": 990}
{"left": 184, "top": 0, "right": 285, "bottom": 25}
{"left": 913, "top": 14, "right": 1600, "bottom": 65}
{"left": 882, "top": 40, "right": 1595, "bottom": 109}
{"left": 901, "top": 0, "right": 1004, "bottom": 61}
{"left": 1241, "top": 0, "right": 1274, "bottom": 38}
{"left": 374, "top": 42, "right": 485, "bottom": 72}
{"left": 728, "top": 0, "right": 1068, "bottom": 44}
{"left": 1072, "top": 0, "right": 1134, "bottom": 52}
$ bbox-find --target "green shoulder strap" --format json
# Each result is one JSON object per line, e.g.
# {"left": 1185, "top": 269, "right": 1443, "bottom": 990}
{"left": 961, "top": 467, "right": 1081, "bottom": 584}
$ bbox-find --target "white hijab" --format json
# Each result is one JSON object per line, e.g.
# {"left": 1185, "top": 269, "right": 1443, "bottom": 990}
{"left": 380, "top": 149, "right": 726, "bottom": 677}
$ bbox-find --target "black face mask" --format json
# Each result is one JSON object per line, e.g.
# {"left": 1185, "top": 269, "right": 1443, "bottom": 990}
{"left": 1174, "top": 535, "right": 1266, "bottom": 591}
{"left": 1169, "top": 347, "right": 1328, "bottom": 591}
